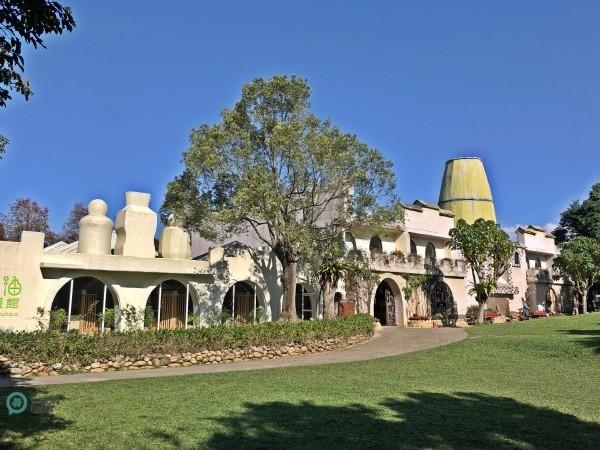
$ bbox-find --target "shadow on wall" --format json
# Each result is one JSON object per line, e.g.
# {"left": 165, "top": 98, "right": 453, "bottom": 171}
{"left": 192, "top": 392, "right": 600, "bottom": 449}
{"left": 0, "top": 384, "right": 70, "bottom": 449}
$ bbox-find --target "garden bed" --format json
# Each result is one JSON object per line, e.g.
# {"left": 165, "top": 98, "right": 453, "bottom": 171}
{"left": 0, "top": 314, "right": 374, "bottom": 377}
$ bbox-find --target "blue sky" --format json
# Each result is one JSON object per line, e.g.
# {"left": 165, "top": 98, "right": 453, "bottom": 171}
{"left": 1, "top": 0, "right": 599, "bottom": 233}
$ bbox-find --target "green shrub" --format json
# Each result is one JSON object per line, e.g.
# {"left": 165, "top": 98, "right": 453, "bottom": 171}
{"left": 49, "top": 308, "right": 67, "bottom": 331}
{"left": 0, "top": 314, "right": 374, "bottom": 365}
{"left": 97, "top": 308, "right": 116, "bottom": 330}
{"left": 432, "top": 313, "right": 444, "bottom": 320}
{"left": 144, "top": 305, "right": 155, "bottom": 328}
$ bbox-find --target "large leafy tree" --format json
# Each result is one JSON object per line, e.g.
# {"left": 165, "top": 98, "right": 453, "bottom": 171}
{"left": 554, "top": 183, "right": 600, "bottom": 244}
{"left": 449, "top": 218, "right": 515, "bottom": 323}
{"left": 553, "top": 237, "right": 600, "bottom": 314}
{"left": 162, "top": 75, "right": 402, "bottom": 321}
{"left": 1, "top": 0, "right": 76, "bottom": 155}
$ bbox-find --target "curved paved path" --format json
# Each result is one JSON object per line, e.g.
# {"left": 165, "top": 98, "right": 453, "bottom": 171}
{"left": 0, "top": 327, "right": 467, "bottom": 387}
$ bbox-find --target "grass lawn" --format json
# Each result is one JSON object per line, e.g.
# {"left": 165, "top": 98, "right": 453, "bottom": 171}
{"left": 1, "top": 314, "right": 599, "bottom": 449}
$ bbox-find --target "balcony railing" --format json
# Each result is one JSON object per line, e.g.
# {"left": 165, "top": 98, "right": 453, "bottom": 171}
{"left": 367, "top": 251, "right": 467, "bottom": 276}
{"left": 492, "top": 284, "right": 519, "bottom": 295}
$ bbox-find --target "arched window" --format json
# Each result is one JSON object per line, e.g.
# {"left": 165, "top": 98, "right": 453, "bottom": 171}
{"left": 410, "top": 240, "right": 417, "bottom": 255}
{"left": 223, "top": 282, "right": 259, "bottom": 324}
{"left": 146, "top": 280, "right": 193, "bottom": 330}
{"left": 369, "top": 235, "right": 383, "bottom": 253}
{"left": 296, "top": 284, "right": 313, "bottom": 320}
{"left": 425, "top": 242, "right": 436, "bottom": 264}
{"left": 535, "top": 257, "right": 542, "bottom": 269}
{"left": 50, "top": 277, "right": 116, "bottom": 333}
{"left": 514, "top": 252, "right": 521, "bottom": 266}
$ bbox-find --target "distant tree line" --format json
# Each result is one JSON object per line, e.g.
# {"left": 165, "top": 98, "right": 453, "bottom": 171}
{"left": 0, "top": 198, "right": 87, "bottom": 246}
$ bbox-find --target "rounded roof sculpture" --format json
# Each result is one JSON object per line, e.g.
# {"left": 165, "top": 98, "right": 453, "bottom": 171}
{"left": 438, "top": 157, "right": 496, "bottom": 224}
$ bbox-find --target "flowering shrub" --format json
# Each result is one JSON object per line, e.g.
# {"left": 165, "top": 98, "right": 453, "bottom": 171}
{"left": 409, "top": 314, "right": 431, "bottom": 321}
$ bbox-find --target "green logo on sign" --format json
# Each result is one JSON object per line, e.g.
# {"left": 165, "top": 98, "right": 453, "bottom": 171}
{"left": 3, "top": 276, "right": 21, "bottom": 297}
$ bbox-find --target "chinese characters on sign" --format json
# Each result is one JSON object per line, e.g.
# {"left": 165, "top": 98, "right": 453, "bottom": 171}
{"left": 0, "top": 276, "right": 21, "bottom": 316}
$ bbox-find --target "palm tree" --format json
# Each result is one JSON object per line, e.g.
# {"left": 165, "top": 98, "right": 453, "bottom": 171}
{"left": 315, "top": 259, "right": 348, "bottom": 319}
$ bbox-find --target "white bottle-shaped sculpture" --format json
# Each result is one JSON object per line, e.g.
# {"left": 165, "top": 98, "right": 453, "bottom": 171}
{"left": 114, "top": 192, "right": 157, "bottom": 258}
{"left": 159, "top": 214, "right": 192, "bottom": 259}
{"left": 78, "top": 199, "right": 113, "bottom": 255}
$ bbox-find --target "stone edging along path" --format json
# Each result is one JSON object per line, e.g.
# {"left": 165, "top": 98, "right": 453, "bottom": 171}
{"left": 0, "top": 327, "right": 467, "bottom": 386}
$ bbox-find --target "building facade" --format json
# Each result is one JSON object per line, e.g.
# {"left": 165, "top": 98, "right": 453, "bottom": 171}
{"left": 0, "top": 158, "right": 572, "bottom": 332}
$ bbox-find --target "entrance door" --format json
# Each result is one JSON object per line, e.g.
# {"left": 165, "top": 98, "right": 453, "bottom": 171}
{"left": 385, "top": 289, "right": 396, "bottom": 325}
{"left": 160, "top": 293, "right": 185, "bottom": 329}
{"left": 375, "top": 281, "right": 396, "bottom": 326}
{"left": 79, "top": 293, "right": 99, "bottom": 333}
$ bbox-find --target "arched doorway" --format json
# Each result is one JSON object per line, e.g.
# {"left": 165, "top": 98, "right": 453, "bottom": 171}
{"left": 369, "top": 235, "right": 383, "bottom": 253}
{"left": 296, "top": 284, "right": 313, "bottom": 320}
{"left": 425, "top": 242, "right": 436, "bottom": 264}
{"left": 334, "top": 292, "right": 343, "bottom": 317}
{"left": 374, "top": 281, "right": 396, "bottom": 325}
{"left": 429, "top": 281, "right": 456, "bottom": 323}
{"left": 50, "top": 277, "right": 116, "bottom": 333}
{"left": 545, "top": 288, "right": 557, "bottom": 314}
{"left": 146, "top": 280, "right": 193, "bottom": 330}
{"left": 223, "top": 282, "right": 260, "bottom": 323}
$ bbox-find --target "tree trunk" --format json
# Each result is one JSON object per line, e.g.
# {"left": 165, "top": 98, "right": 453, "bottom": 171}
{"left": 323, "top": 280, "right": 335, "bottom": 319}
{"left": 581, "top": 289, "right": 588, "bottom": 314}
{"left": 279, "top": 261, "right": 298, "bottom": 321}
{"left": 477, "top": 301, "right": 487, "bottom": 324}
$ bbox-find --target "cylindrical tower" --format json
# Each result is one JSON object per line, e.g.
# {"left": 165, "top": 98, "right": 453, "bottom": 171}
{"left": 438, "top": 157, "right": 496, "bottom": 224}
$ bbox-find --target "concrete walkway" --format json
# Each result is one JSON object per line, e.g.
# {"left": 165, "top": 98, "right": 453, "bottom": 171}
{"left": 0, "top": 327, "right": 467, "bottom": 387}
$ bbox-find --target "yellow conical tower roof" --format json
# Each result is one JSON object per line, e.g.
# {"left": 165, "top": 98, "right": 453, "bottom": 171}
{"left": 438, "top": 157, "right": 496, "bottom": 224}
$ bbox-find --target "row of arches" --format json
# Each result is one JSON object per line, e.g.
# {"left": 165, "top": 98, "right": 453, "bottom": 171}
{"left": 369, "top": 234, "right": 438, "bottom": 260}
{"left": 49, "top": 275, "right": 457, "bottom": 332}
{"left": 48, "top": 277, "right": 320, "bottom": 332}
{"left": 348, "top": 232, "right": 439, "bottom": 262}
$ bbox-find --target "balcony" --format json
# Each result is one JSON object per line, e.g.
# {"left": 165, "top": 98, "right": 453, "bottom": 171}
{"left": 526, "top": 268, "right": 554, "bottom": 283}
{"left": 367, "top": 252, "right": 467, "bottom": 277}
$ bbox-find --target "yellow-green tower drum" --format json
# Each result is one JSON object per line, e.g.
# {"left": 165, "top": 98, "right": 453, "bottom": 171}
{"left": 438, "top": 157, "right": 496, "bottom": 224}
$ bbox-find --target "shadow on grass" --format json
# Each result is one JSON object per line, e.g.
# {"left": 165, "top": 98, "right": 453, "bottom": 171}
{"left": 201, "top": 392, "right": 599, "bottom": 449}
{"left": 0, "top": 380, "right": 70, "bottom": 450}
{"left": 562, "top": 327, "right": 600, "bottom": 353}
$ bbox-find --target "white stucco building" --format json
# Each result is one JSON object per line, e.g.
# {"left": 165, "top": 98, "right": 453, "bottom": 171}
{"left": 0, "top": 158, "right": 574, "bottom": 332}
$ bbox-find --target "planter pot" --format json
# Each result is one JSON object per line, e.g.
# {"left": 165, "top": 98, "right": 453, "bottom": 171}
{"left": 338, "top": 301, "right": 355, "bottom": 318}
{"left": 407, "top": 320, "right": 433, "bottom": 329}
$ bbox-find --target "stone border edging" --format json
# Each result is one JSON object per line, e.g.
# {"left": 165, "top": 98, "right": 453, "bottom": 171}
{"left": 0, "top": 334, "right": 371, "bottom": 378}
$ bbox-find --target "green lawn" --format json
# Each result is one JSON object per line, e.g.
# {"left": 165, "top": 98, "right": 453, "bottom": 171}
{"left": 1, "top": 314, "right": 599, "bottom": 449}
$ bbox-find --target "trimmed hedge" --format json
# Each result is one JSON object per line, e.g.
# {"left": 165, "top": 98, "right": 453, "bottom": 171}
{"left": 0, "top": 314, "right": 373, "bottom": 365}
